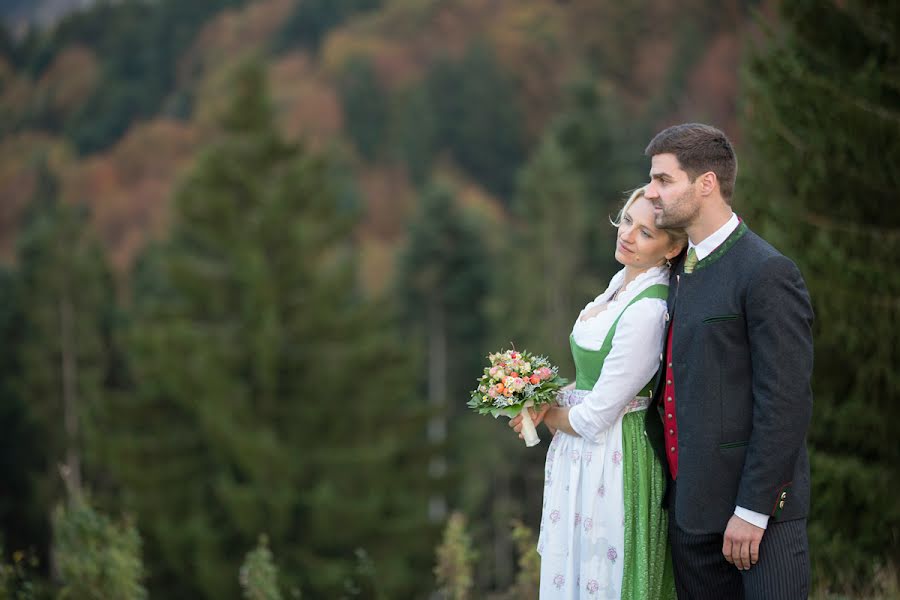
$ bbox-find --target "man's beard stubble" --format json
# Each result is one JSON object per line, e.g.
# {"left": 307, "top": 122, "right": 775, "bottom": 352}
{"left": 654, "top": 187, "right": 697, "bottom": 230}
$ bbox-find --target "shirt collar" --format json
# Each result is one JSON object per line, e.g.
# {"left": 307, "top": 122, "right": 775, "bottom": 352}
{"left": 688, "top": 213, "right": 740, "bottom": 261}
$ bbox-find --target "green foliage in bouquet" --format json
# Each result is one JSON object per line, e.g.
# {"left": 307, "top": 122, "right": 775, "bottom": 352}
{"left": 468, "top": 349, "right": 567, "bottom": 418}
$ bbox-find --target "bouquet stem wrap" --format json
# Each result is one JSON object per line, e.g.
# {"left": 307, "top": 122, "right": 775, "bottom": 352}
{"left": 519, "top": 400, "right": 540, "bottom": 447}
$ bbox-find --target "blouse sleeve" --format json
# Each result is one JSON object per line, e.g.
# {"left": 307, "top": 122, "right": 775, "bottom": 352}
{"left": 568, "top": 298, "right": 667, "bottom": 443}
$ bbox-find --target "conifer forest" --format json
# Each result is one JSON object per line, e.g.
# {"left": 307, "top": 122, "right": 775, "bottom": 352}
{"left": 0, "top": 1, "right": 897, "bottom": 598}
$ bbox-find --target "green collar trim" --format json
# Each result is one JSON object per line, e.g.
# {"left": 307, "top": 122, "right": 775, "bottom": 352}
{"left": 694, "top": 220, "right": 748, "bottom": 271}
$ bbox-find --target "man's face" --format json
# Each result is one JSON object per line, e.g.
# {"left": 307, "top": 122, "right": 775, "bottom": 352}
{"left": 644, "top": 153, "right": 700, "bottom": 229}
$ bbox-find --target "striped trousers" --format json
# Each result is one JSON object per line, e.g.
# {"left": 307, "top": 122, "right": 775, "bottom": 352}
{"left": 667, "top": 489, "right": 809, "bottom": 599}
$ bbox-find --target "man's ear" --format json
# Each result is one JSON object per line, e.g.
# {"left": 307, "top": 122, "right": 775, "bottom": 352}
{"left": 697, "top": 171, "right": 717, "bottom": 196}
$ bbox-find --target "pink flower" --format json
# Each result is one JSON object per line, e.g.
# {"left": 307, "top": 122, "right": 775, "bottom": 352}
{"left": 586, "top": 579, "right": 600, "bottom": 594}
{"left": 553, "top": 574, "right": 565, "bottom": 589}
{"left": 584, "top": 517, "right": 593, "bottom": 532}
{"left": 612, "top": 450, "right": 622, "bottom": 465}
{"left": 607, "top": 546, "right": 618, "bottom": 563}
{"left": 583, "top": 451, "right": 592, "bottom": 464}
{"left": 597, "top": 484, "right": 606, "bottom": 497}
{"left": 550, "top": 510, "right": 561, "bottom": 524}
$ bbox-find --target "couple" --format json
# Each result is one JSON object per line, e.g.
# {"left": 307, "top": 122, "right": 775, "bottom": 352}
{"left": 511, "top": 123, "right": 814, "bottom": 599}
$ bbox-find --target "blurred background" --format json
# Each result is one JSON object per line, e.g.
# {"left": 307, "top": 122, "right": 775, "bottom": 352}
{"left": 0, "top": 0, "right": 897, "bottom": 598}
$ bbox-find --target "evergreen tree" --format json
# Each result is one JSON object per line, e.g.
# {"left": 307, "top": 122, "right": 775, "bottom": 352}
{"left": 53, "top": 494, "right": 147, "bottom": 600}
{"left": 742, "top": 0, "right": 900, "bottom": 591}
{"left": 504, "top": 136, "right": 593, "bottom": 375}
{"left": 114, "top": 61, "right": 434, "bottom": 598}
{"left": 424, "top": 43, "right": 527, "bottom": 200}
{"left": 0, "top": 266, "right": 46, "bottom": 561}
{"left": 274, "top": 0, "right": 382, "bottom": 53}
{"left": 239, "top": 536, "right": 282, "bottom": 600}
{"left": 13, "top": 161, "right": 116, "bottom": 565}
{"left": 338, "top": 57, "right": 389, "bottom": 162}
{"left": 451, "top": 42, "right": 526, "bottom": 200}
{"left": 390, "top": 84, "right": 439, "bottom": 185}
{"left": 550, "top": 78, "right": 650, "bottom": 278}
{"left": 396, "top": 181, "right": 491, "bottom": 523}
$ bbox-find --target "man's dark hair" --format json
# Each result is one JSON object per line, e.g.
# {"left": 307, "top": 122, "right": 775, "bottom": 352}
{"left": 644, "top": 123, "right": 737, "bottom": 200}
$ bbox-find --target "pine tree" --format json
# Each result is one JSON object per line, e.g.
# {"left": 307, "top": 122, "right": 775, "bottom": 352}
{"left": 0, "top": 266, "right": 46, "bottom": 563}
{"left": 742, "top": 0, "right": 900, "bottom": 591}
{"left": 550, "top": 78, "right": 651, "bottom": 278}
{"left": 425, "top": 43, "right": 527, "bottom": 200}
{"left": 504, "top": 136, "right": 593, "bottom": 374}
{"left": 396, "top": 182, "right": 491, "bottom": 521}
{"left": 53, "top": 494, "right": 147, "bottom": 600}
{"left": 114, "top": 61, "right": 434, "bottom": 598}
{"left": 13, "top": 160, "right": 116, "bottom": 569}
{"left": 338, "top": 57, "right": 389, "bottom": 162}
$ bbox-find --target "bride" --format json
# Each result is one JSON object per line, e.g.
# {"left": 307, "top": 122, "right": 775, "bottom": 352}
{"left": 511, "top": 187, "right": 685, "bottom": 599}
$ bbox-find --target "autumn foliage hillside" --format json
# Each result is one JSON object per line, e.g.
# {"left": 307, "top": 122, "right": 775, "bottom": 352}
{"left": 0, "top": 0, "right": 760, "bottom": 288}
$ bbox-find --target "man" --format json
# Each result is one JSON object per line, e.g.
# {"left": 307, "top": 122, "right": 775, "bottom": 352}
{"left": 642, "top": 123, "right": 814, "bottom": 599}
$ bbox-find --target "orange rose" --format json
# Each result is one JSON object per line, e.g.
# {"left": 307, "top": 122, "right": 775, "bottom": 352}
{"left": 530, "top": 375, "right": 540, "bottom": 385}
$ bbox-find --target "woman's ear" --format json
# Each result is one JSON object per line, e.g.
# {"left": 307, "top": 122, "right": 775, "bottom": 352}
{"left": 665, "top": 243, "right": 685, "bottom": 262}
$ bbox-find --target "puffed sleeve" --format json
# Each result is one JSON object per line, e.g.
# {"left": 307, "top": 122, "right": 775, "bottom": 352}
{"left": 568, "top": 298, "right": 667, "bottom": 443}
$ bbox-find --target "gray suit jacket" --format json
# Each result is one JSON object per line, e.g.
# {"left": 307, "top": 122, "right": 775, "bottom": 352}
{"left": 645, "top": 221, "right": 814, "bottom": 534}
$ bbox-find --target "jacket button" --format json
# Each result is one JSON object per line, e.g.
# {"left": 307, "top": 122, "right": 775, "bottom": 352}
{"left": 779, "top": 500, "right": 785, "bottom": 509}
{"left": 781, "top": 492, "right": 787, "bottom": 499}
{"left": 670, "top": 447, "right": 676, "bottom": 453}
{"left": 667, "top": 413, "right": 673, "bottom": 419}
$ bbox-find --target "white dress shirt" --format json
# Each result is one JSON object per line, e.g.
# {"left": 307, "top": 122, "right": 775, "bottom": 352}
{"left": 689, "top": 213, "right": 769, "bottom": 530}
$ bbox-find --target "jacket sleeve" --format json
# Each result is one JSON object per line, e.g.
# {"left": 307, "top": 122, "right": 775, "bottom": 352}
{"left": 735, "top": 254, "right": 814, "bottom": 515}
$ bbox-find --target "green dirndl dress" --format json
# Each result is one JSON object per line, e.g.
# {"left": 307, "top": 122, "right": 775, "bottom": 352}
{"left": 538, "top": 283, "right": 676, "bottom": 599}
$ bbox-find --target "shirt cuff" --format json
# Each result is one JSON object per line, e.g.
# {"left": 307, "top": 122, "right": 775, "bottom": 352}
{"left": 734, "top": 506, "right": 769, "bottom": 529}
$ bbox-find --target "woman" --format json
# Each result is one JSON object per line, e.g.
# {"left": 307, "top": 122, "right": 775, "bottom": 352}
{"left": 511, "top": 187, "right": 686, "bottom": 599}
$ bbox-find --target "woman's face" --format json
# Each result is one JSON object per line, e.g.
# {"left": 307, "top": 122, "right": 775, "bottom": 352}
{"left": 614, "top": 195, "right": 681, "bottom": 269}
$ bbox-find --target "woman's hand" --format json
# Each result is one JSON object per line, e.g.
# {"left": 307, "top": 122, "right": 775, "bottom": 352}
{"left": 508, "top": 404, "right": 552, "bottom": 439}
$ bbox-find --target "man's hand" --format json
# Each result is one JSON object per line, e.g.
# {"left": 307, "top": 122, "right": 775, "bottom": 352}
{"left": 722, "top": 514, "right": 764, "bottom": 570}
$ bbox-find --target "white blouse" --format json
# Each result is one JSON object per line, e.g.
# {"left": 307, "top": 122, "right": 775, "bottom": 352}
{"left": 567, "top": 266, "right": 669, "bottom": 443}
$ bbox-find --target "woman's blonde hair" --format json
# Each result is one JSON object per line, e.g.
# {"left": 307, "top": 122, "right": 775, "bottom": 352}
{"left": 610, "top": 187, "right": 688, "bottom": 253}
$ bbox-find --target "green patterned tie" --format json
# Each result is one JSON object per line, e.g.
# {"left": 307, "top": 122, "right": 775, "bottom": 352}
{"left": 684, "top": 247, "right": 698, "bottom": 274}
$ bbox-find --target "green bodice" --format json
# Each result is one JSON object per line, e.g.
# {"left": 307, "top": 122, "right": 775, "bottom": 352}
{"left": 569, "top": 283, "right": 668, "bottom": 393}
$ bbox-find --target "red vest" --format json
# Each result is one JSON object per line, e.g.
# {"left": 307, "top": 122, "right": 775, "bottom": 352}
{"left": 663, "top": 321, "right": 679, "bottom": 478}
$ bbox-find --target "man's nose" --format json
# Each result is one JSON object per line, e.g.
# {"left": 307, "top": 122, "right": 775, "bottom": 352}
{"left": 644, "top": 184, "right": 659, "bottom": 198}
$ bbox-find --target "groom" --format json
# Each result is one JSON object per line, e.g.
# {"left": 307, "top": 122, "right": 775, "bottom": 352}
{"left": 643, "top": 123, "right": 814, "bottom": 599}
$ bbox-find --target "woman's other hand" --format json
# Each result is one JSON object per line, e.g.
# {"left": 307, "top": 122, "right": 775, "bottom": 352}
{"left": 508, "top": 404, "right": 552, "bottom": 439}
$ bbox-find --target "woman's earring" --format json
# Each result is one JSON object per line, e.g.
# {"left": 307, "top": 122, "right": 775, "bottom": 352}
{"left": 665, "top": 258, "right": 672, "bottom": 268}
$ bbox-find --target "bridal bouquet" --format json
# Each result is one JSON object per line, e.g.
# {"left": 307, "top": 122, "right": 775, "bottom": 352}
{"left": 468, "top": 348, "right": 567, "bottom": 447}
